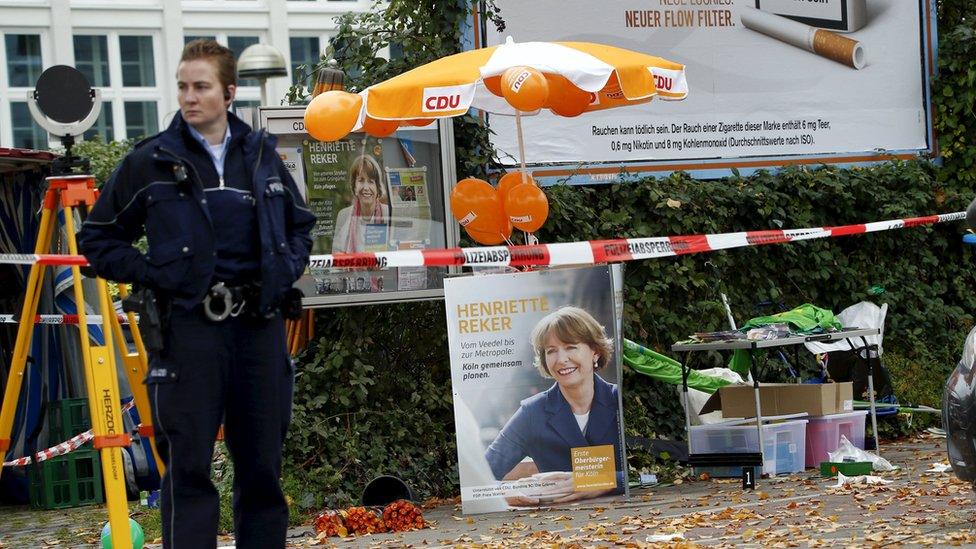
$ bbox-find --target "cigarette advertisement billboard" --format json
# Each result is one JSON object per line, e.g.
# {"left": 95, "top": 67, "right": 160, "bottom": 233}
{"left": 479, "top": 0, "right": 936, "bottom": 183}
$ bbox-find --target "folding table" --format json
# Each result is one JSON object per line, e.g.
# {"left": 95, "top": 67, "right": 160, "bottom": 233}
{"left": 671, "top": 328, "right": 881, "bottom": 483}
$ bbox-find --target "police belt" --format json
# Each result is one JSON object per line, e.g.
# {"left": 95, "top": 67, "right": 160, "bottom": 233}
{"left": 202, "top": 282, "right": 261, "bottom": 322}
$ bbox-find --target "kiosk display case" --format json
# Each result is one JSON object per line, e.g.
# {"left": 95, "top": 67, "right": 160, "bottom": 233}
{"left": 258, "top": 106, "right": 459, "bottom": 308}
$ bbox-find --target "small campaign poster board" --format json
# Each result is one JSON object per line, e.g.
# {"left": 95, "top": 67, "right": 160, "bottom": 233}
{"left": 444, "top": 266, "right": 627, "bottom": 514}
{"left": 260, "top": 106, "right": 457, "bottom": 307}
{"left": 302, "top": 136, "right": 389, "bottom": 255}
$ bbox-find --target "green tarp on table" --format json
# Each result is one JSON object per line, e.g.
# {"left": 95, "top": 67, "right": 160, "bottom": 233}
{"left": 729, "top": 303, "right": 842, "bottom": 377}
{"left": 622, "top": 339, "right": 731, "bottom": 394}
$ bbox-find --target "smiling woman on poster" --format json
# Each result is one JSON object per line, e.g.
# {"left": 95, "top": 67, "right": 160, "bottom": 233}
{"left": 332, "top": 154, "right": 389, "bottom": 253}
{"left": 485, "top": 306, "right": 624, "bottom": 506}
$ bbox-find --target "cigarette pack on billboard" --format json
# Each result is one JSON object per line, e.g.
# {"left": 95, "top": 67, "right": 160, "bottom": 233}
{"left": 756, "top": 0, "right": 867, "bottom": 33}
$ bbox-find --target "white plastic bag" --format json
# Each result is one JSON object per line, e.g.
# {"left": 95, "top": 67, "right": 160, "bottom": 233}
{"left": 830, "top": 472, "right": 893, "bottom": 488}
{"left": 678, "top": 368, "right": 745, "bottom": 425}
{"left": 924, "top": 463, "right": 952, "bottom": 474}
{"left": 805, "top": 302, "right": 887, "bottom": 356}
{"left": 827, "top": 435, "right": 897, "bottom": 471}
{"left": 646, "top": 533, "right": 685, "bottom": 543}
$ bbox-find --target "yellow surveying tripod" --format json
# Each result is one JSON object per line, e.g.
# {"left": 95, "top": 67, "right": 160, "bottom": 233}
{"left": 0, "top": 174, "right": 163, "bottom": 549}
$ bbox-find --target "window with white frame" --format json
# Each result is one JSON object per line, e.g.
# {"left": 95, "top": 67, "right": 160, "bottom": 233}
{"left": 124, "top": 101, "right": 158, "bottom": 139}
{"left": 74, "top": 35, "right": 110, "bottom": 87}
{"left": 5, "top": 34, "right": 43, "bottom": 87}
{"left": 83, "top": 101, "right": 114, "bottom": 142}
{"left": 181, "top": 32, "right": 262, "bottom": 105}
{"left": 289, "top": 35, "right": 322, "bottom": 91}
{"left": 71, "top": 31, "right": 163, "bottom": 142}
{"left": 9, "top": 101, "right": 46, "bottom": 149}
{"left": 119, "top": 36, "right": 156, "bottom": 88}
{"left": 1, "top": 32, "right": 48, "bottom": 149}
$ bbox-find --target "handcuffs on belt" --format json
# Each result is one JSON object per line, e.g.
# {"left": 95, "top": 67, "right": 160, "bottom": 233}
{"left": 202, "top": 282, "right": 247, "bottom": 322}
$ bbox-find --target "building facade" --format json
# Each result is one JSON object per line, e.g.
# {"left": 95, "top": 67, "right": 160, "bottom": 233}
{"left": 0, "top": 0, "right": 370, "bottom": 149}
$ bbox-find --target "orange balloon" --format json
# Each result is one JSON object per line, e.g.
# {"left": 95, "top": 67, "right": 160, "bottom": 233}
{"left": 465, "top": 226, "right": 503, "bottom": 246}
{"left": 465, "top": 217, "right": 513, "bottom": 245}
{"left": 500, "top": 216, "right": 513, "bottom": 239}
{"left": 545, "top": 74, "right": 592, "bottom": 118}
{"left": 504, "top": 182, "right": 549, "bottom": 232}
{"left": 483, "top": 75, "right": 504, "bottom": 97}
{"left": 406, "top": 118, "right": 435, "bottom": 127}
{"left": 304, "top": 90, "right": 362, "bottom": 142}
{"left": 361, "top": 116, "right": 399, "bottom": 137}
{"left": 496, "top": 171, "right": 535, "bottom": 207}
{"left": 501, "top": 66, "right": 549, "bottom": 112}
{"left": 450, "top": 177, "right": 505, "bottom": 233}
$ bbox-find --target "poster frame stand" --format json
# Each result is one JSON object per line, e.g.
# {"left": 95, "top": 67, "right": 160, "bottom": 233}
{"left": 257, "top": 106, "right": 461, "bottom": 308}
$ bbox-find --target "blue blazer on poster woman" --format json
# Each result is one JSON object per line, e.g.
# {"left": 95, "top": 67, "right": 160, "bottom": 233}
{"left": 485, "top": 373, "right": 624, "bottom": 489}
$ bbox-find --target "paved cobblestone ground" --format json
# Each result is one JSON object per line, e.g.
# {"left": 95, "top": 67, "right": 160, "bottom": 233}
{"left": 1, "top": 435, "right": 972, "bottom": 548}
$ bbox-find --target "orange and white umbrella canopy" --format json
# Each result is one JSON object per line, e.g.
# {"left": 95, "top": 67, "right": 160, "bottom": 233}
{"left": 353, "top": 37, "right": 687, "bottom": 125}
{"left": 301, "top": 39, "right": 688, "bottom": 245}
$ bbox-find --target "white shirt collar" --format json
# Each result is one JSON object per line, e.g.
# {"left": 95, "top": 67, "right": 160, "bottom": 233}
{"left": 186, "top": 121, "right": 231, "bottom": 178}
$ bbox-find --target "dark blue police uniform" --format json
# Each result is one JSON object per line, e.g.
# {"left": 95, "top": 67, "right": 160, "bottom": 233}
{"left": 78, "top": 111, "right": 315, "bottom": 549}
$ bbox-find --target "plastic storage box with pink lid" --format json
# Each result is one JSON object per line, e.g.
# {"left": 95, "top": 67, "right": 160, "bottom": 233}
{"left": 805, "top": 410, "right": 869, "bottom": 467}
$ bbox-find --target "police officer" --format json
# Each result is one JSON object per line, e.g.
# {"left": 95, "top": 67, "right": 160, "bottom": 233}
{"left": 78, "top": 40, "right": 315, "bottom": 548}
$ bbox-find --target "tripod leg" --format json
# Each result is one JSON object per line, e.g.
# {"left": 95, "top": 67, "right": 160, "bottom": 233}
{"left": 0, "top": 193, "right": 57, "bottom": 477}
{"left": 63, "top": 205, "right": 133, "bottom": 549}
{"left": 110, "top": 285, "right": 165, "bottom": 476}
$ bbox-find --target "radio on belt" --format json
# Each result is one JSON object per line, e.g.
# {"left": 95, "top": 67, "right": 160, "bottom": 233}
{"left": 755, "top": 0, "right": 867, "bottom": 33}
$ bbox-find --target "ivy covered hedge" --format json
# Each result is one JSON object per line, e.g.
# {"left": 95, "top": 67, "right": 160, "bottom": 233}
{"left": 281, "top": 0, "right": 976, "bottom": 510}
{"left": 287, "top": 160, "right": 976, "bottom": 508}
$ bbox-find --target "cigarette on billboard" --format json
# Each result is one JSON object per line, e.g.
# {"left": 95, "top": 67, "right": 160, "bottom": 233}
{"left": 740, "top": 6, "right": 865, "bottom": 70}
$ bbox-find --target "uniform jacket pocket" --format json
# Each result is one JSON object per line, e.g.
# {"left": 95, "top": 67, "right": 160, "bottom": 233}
{"left": 146, "top": 237, "right": 194, "bottom": 293}
{"left": 145, "top": 184, "right": 195, "bottom": 243}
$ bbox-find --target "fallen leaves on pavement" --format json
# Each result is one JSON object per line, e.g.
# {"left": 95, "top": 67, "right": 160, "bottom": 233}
{"left": 296, "top": 438, "right": 974, "bottom": 548}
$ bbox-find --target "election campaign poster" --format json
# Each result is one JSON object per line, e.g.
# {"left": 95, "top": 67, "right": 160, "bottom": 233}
{"left": 302, "top": 136, "right": 389, "bottom": 255}
{"left": 482, "top": 0, "right": 933, "bottom": 179}
{"left": 445, "top": 266, "right": 627, "bottom": 514}
{"left": 388, "top": 166, "right": 431, "bottom": 217}
{"left": 277, "top": 145, "right": 306, "bottom": 200}
{"left": 260, "top": 107, "right": 456, "bottom": 306}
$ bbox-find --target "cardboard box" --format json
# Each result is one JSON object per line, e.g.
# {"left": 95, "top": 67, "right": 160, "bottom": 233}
{"left": 701, "top": 382, "right": 854, "bottom": 418}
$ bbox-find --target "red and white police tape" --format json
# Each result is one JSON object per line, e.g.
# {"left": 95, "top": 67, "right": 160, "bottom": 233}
{"left": 0, "top": 211, "right": 967, "bottom": 271}
{"left": 0, "top": 253, "right": 89, "bottom": 266}
{"left": 2, "top": 402, "right": 136, "bottom": 467}
{"left": 307, "top": 211, "right": 967, "bottom": 269}
{"left": 0, "top": 314, "right": 129, "bottom": 325}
